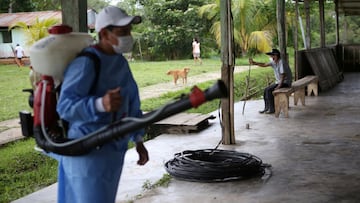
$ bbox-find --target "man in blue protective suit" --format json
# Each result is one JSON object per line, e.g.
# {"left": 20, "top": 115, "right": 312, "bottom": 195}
{"left": 56, "top": 6, "right": 149, "bottom": 203}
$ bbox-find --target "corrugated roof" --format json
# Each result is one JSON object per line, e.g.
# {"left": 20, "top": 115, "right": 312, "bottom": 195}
{"left": 0, "top": 11, "right": 61, "bottom": 28}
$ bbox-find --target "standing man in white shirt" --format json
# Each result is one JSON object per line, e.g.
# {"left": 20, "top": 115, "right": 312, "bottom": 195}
{"left": 14, "top": 44, "right": 25, "bottom": 66}
{"left": 192, "top": 37, "right": 202, "bottom": 65}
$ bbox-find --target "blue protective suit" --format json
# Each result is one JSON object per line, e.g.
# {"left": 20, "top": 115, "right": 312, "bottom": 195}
{"left": 55, "top": 46, "right": 144, "bottom": 203}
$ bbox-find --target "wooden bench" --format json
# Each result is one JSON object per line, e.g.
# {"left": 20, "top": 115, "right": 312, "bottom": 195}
{"left": 273, "top": 75, "right": 319, "bottom": 118}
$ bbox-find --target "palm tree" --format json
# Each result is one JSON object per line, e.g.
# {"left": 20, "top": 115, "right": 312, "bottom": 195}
{"left": 199, "top": 0, "right": 276, "bottom": 56}
{"left": 198, "top": 0, "right": 221, "bottom": 47}
{"left": 9, "top": 17, "right": 59, "bottom": 81}
{"left": 9, "top": 17, "right": 59, "bottom": 46}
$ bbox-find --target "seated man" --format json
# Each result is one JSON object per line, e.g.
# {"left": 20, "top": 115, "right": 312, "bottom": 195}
{"left": 249, "top": 49, "right": 292, "bottom": 114}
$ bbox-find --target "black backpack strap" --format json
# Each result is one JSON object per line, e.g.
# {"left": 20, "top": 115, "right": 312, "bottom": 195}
{"left": 76, "top": 51, "right": 101, "bottom": 92}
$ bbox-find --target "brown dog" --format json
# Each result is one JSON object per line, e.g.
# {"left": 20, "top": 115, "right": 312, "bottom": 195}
{"left": 167, "top": 67, "right": 190, "bottom": 85}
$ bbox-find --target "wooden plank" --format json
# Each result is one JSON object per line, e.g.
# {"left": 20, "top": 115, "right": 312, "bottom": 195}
{"left": 273, "top": 75, "right": 318, "bottom": 95}
{"left": 182, "top": 114, "right": 213, "bottom": 126}
{"left": 155, "top": 113, "right": 189, "bottom": 125}
{"left": 304, "top": 48, "right": 342, "bottom": 91}
{"left": 292, "top": 75, "right": 317, "bottom": 87}
{"left": 155, "top": 113, "right": 208, "bottom": 125}
{"left": 273, "top": 75, "right": 318, "bottom": 118}
{"left": 274, "top": 92, "right": 290, "bottom": 118}
{"left": 273, "top": 88, "right": 293, "bottom": 95}
{"left": 147, "top": 113, "right": 215, "bottom": 137}
{"left": 292, "top": 75, "right": 318, "bottom": 91}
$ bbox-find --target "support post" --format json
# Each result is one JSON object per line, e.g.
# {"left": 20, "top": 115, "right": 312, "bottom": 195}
{"left": 60, "top": 0, "right": 88, "bottom": 32}
{"left": 294, "top": 0, "right": 299, "bottom": 80}
{"left": 220, "top": 0, "right": 235, "bottom": 145}
{"left": 335, "top": 0, "right": 340, "bottom": 45}
{"left": 319, "top": 0, "right": 326, "bottom": 48}
{"left": 304, "top": 0, "right": 311, "bottom": 49}
{"left": 277, "top": 0, "right": 287, "bottom": 62}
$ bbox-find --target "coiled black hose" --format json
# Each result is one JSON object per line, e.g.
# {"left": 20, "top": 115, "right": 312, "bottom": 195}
{"left": 165, "top": 149, "right": 271, "bottom": 182}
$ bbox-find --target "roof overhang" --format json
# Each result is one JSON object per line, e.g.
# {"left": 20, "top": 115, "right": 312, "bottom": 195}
{"left": 336, "top": 0, "right": 360, "bottom": 16}
{"left": 293, "top": 0, "right": 360, "bottom": 16}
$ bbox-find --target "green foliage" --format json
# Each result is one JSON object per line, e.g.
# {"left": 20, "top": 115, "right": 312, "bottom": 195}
{"left": 88, "top": 0, "right": 111, "bottom": 12}
{"left": 142, "top": 173, "right": 171, "bottom": 190}
{"left": 9, "top": 18, "right": 60, "bottom": 47}
{"left": 130, "top": 59, "right": 221, "bottom": 87}
{"left": 138, "top": 0, "right": 216, "bottom": 60}
{"left": 0, "top": 65, "right": 33, "bottom": 122}
{"left": 31, "top": 0, "right": 61, "bottom": 11}
{"left": 0, "top": 57, "right": 277, "bottom": 122}
{"left": 2, "top": 0, "right": 357, "bottom": 59}
{"left": 135, "top": 173, "right": 171, "bottom": 201}
{"left": 199, "top": 0, "right": 276, "bottom": 56}
{"left": 0, "top": 139, "right": 58, "bottom": 203}
{"left": 0, "top": 59, "right": 221, "bottom": 122}
{"left": 339, "top": 16, "right": 360, "bottom": 44}
{"left": 0, "top": 0, "right": 34, "bottom": 13}
{"left": 140, "top": 67, "right": 274, "bottom": 114}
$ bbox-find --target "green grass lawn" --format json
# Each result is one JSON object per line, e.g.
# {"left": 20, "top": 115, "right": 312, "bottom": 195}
{"left": 0, "top": 57, "right": 276, "bottom": 203}
{"left": 130, "top": 59, "right": 222, "bottom": 87}
{"left": 0, "top": 58, "right": 224, "bottom": 122}
{"left": 0, "top": 65, "right": 33, "bottom": 121}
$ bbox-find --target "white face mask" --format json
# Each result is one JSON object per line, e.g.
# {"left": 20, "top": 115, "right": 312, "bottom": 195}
{"left": 112, "top": 35, "right": 134, "bottom": 54}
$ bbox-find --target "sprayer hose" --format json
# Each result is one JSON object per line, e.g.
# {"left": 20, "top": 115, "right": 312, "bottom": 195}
{"left": 164, "top": 149, "right": 271, "bottom": 182}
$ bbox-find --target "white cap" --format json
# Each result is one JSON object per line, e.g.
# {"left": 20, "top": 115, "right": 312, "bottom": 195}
{"left": 95, "top": 6, "right": 141, "bottom": 32}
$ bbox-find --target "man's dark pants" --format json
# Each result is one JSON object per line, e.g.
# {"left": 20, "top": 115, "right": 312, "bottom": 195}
{"left": 263, "top": 83, "right": 290, "bottom": 112}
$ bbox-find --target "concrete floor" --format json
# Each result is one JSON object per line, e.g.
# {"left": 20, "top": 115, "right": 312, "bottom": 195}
{"left": 14, "top": 73, "right": 360, "bottom": 203}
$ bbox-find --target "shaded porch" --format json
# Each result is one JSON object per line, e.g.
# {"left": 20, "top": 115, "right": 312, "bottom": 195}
{"left": 13, "top": 72, "right": 360, "bottom": 203}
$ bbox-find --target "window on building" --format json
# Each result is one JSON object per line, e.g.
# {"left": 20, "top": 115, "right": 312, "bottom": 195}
{"left": 0, "top": 30, "right": 12, "bottom": 43}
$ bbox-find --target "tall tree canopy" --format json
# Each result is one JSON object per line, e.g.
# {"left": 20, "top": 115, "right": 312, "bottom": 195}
{"left": 1, "top": 0, "right": 353, "bottom": 60}
{"left": 9, "top": 18, "right": 60, "bottom": 46}
{"left": 0, "top": 0, "right": 34, "bottom": 13}
{"left": 0, "top": 0, "right": 109, "bottom": 13}
{"left": 199, "top": 0, "right": 276, "bottom": 56}
{"left": 137, "top": 0, "right": 215, "bottom": 60}
{"left": 88, "top": 0, "right": 111, "bottom": 11}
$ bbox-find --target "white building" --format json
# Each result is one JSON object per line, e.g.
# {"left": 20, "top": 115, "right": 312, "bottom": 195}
{"left": 0, "top": 10, "right": 97, "bottom": 59}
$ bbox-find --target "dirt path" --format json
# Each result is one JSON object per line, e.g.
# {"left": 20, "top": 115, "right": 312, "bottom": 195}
{"left": 139, "top": 65, "right": 255, "bottom": 100}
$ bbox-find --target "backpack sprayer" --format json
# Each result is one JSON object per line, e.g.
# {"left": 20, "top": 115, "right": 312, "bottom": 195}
{"left": 34, "top": 80, "right": 227, "bottom": 156}
{"left": 19, "top": 25, "right": 228, "bottom": 156}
